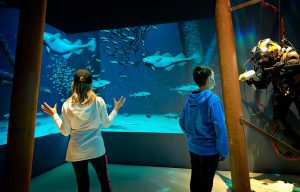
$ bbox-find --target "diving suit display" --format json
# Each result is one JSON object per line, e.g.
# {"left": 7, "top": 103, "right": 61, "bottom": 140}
{"left": 240, "top": 38, "right": 300, "bottom": 153}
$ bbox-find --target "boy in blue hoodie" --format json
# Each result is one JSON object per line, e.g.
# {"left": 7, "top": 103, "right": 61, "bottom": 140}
{"left": 179, "top": 66, "right": 229, "bottom": 192}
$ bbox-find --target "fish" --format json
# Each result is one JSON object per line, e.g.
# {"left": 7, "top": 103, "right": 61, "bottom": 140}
{"left": 120, "top": 32, "right": 127, "bottom": 37}
{"left": 106, "top": 104, "right": 112, "bottom": 109}
{"left": 92, "top": 74, "right": 100, "bottom": 78}
{"left": 109, "top": 60, "right": 119, "bottom": 64}
{"left": 0, "top": 70, "right": 13, "bottom": 81}
{"left": 170, "top": 84, "right": 199, "bottom": 95}
{"left": 100, "top": 37, "right": 108, "bottom": 40}
{"left": 60, "top": 98, "right": 66, "bottom": 102}
{"left": 142, "top": 52, "right": 201, "bottom": 71}
{"left": 101, "top": 30, "right": 111, "bottom": 33}
{"left": 40, "top": 87, "right": 52, "bottom": 94}
{"left": 127, "top": 36, "right": 135, "bottom": 40}
{"left": 112, "top": 41, "right": 118, "bottom": 45}
{"left": 146, "top": 114, "right": 152, "bottom": 118}
{"left": 0, "top": 127, "right": 7, "bottom": 132}
{"left": 117, "top": 50, "right": 124, "bottom": 54}
{"left": 3, "top": 113, "right": 9, "bottom": 119}
{"left": 0, "top": 80, "right": 13, "bottom": 86}
{"left": 119, "top": 73, "right": 127, "bottom": 78}
{"left": 119, "top": 61, "right": 127, "bottom": 66}
{"left": 36, "top": 112, "right": 45, "bottom": 117}
{"left": 95, "top": 59, "right": 101, "bottom": 62}
{"left": 43, "top": 32, "right": 96, "bottom": 59}
{"left": 92, "top": 79, "right": 111, "bottom": 89}
{"left": 129, "top": 91, "right": 151, "bottom": 98}
{"left": 163, "top": 113, "right": 179, "bottom": 119}
{"left": 86, "top": 65, "right": 92, "bottom": 70}
{"left": 113, "top": 30, "right": 121, "bottom": 36}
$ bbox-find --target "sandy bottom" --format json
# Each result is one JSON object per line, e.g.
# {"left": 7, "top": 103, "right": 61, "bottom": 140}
{"left": 0, "top": 114, "right": 182, "bottom": 145}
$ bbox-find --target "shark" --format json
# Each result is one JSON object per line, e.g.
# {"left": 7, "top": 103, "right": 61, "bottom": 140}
{"left": 43, "top": 32, "right": 96, "bottom": 59}
{"left": 142, "top": 51, "right": 201, "bottom": 71}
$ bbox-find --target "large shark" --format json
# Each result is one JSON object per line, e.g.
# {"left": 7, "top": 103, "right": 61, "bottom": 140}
{"left": 43, "top": 32, "right": 96, "bottom": 59}
{"left": 142, "top": 52, "right": 201, "bottom": 71}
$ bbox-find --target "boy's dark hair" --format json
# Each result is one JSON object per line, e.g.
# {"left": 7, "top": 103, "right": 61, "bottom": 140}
{"left": 193, "top": 66, "right": 212, "bottom": 87}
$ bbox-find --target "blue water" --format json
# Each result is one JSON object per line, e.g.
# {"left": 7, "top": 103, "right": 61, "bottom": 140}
{"left": 1, "top": 8, "right": 214, "bottom": 144}
{"left": 1, "top": 3, "right": 300, "bottom": 145}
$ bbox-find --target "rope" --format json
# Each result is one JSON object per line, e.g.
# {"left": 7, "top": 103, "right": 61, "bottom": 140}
{"left": 271, "top": 124, "right": 300, "bottom": 161}
{"left": 261, "top": 0, "right": 286, "bottom": 40}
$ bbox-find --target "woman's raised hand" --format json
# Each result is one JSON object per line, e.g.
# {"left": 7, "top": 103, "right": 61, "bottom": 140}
{"left": 113, "top": 96, "right": 126, "bottom": 111}
{"left": 41, "top": 102, "right": 57, "bottom": 117}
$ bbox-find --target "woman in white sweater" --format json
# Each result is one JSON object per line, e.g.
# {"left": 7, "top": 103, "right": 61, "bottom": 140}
{"left": 41, "top": 69, "right": 125, "bottom": 192}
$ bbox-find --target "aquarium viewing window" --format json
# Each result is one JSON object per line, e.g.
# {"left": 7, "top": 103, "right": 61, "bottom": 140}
{"left": 1, "top": 9, "right": 221, "bottom": 144}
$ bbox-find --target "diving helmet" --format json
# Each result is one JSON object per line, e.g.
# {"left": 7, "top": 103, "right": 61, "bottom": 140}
{"left": 251, "top": 38, "right": 282, "bottom": 64}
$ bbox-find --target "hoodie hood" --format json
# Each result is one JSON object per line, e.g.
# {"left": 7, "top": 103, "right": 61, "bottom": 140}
{"left": 188, "top": 89, "right": 213, "bottom": 106}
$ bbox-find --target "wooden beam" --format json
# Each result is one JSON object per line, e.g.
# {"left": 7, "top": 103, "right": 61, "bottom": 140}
{"left": 215, "top": 0, "right": 252, "bottom": 191}
{"left": 230, "top": 0, "right": 263, "bottom": 12}
{"left": 4, "top": 0, "right": 47, "bottom": 191}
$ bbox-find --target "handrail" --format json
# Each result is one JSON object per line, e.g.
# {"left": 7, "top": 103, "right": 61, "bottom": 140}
{"left": 240, "top": 117, "right": 300, "bottom": 155}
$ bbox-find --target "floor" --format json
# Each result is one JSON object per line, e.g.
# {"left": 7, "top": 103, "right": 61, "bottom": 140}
{"left": 30, "top": 163, "right": 300, "bottom": 192}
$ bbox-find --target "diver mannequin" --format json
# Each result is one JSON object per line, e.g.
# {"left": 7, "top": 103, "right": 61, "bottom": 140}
{"left": 242, "top": 38, "right": 300, "bottom": 151}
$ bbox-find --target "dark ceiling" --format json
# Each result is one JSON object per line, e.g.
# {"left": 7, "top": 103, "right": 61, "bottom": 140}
{"left": 4, "top": 0, "right": 216, "bottom": 34}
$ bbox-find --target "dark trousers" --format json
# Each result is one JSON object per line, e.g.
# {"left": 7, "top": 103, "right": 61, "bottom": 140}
{"left": 72, "top": 154, "right": 112, "bottom": 192}
{"left": 189, "top": 151, "right": 219, "bottom": 192}
{"left": 273, "top": 92, "right": 300, "bottom": 148}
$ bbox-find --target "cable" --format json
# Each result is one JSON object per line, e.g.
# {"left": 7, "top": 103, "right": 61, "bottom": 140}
{"left": 259, "top": 2, "right": 262, "bottom": 40}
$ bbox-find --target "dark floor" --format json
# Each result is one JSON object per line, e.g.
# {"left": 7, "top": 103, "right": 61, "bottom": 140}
{"left": 30, "top": 163, "right": 300, "bottom": 192}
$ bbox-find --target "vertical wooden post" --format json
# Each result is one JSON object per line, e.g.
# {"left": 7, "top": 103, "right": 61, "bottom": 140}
{"left": 215, "top": 0, "right": 251, "bottom": 191}
{"left": 4, "top": 0, "right": 47, "bottom": 191}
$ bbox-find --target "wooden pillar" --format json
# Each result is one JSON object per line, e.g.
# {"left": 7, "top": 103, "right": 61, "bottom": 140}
{"left": 4, "top": 0, "right": 47, "bottom": 191}
{"left": 215, "top": 0, "right": 251, "bottom": 191}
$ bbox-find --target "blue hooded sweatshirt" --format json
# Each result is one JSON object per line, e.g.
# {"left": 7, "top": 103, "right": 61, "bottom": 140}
{"left": 179, "top": 89, "right": 229, "bottom": 158}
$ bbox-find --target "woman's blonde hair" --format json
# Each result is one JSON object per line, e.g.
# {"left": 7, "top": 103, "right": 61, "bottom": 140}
{"left": 69, "top": 69, "right": 97, "bottom": 105}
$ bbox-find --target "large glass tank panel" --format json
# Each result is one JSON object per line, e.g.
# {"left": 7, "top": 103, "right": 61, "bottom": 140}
{"left": 0, "top": 16, "right": 223, "bottom": 143}
{"left": 97, "top": 22, "right": 220, "bottom": 133}
{"left": 0, "top": 8, "right": 19, "bottom": 145}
